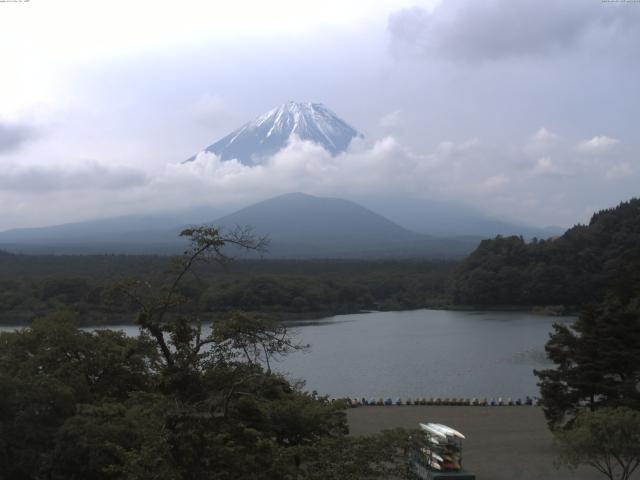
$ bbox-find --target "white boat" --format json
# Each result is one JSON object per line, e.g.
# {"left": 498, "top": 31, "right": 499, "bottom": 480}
{"left": 421, "top": 447, "right": 444, "bottom": 462}
{"left": 431, "top": 423, "right": 466, "bottom": 440}
{"left": 419, "top": 423, "right": 448, "bottom": 439}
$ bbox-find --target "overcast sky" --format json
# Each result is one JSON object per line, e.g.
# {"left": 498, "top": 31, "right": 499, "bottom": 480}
{"left": 1, "top": 0, "right": 639, "bottom": 230}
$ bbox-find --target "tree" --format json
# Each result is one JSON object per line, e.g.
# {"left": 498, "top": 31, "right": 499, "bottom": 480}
{"left": 555, "top": 407, "right": 640, "bottom": 480}
{"left": 293, "top": 428, "right": 409, "bottom": 480}
{"left": 535, "top": 295, "right": 640, "bottom": 428}
{"left": 114, "top": 225, "right": 269, "bottom": 375}
{"left": 109, "top": 226, "right": 350, "bottom": 477}
{"left": 0, "top": 312, "right": 157, "bottom": 480}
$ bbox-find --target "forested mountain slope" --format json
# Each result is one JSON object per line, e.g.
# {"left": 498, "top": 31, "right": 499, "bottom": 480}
{"left": 452, "top": 198, "right": 640, "bottom": 307}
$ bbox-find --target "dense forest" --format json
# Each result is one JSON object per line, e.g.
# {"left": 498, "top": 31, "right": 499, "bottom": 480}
{"left": 452, "top": 198, "right": 640, "bottom": 308}
{"left": 0, "top": 253, "right": 453, "bottom": 325}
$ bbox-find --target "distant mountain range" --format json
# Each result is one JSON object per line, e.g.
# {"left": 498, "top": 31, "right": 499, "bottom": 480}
{"left": 355, "top": 196, "right": 562, "bottom": 239}
{"left": 0, "top": 192, "right": 564, "bottom": 258}
{"left": 0, "top": 193, "right": 481, "bottom": 258}
{"left": 184, "top": 101, "right": 363, "bottom": 165}
{"left": 0, "top": 208, "right": 225, "bottom": 255}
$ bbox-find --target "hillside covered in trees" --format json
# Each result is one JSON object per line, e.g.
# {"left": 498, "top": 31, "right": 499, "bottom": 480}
{"left": 452, "top": 198, "right": 640, "bottom": 308}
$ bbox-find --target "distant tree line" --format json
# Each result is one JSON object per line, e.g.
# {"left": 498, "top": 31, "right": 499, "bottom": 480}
{"left": 0, "top": 254, "right": 454, "bottom": 325}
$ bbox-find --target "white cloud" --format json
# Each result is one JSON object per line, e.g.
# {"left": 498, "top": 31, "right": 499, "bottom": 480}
{"left": 526, "top": 154, "right": 576, "bottom": 178}
{"left": 388, "top": 0, "right": 636, "bottom": 62}
{"left": 0, "top": 161, "right": 149, "bottom": 228}
{"left": 524, "top": 127, "right": 560, "bottom": 157}
{"left": 0, "top": 121, "right": 39, "bottom": 153}
{"left": 531, "top": 127, "right": 558, "bottom": 144}
{"left": 379, "top": 110, "right": 402, "bottom": 128}
{"left": 151, "top": 136, "right": 429, "bottom": 204}
{"left": 605, "top": 162, "right": 633, "bottom": 180}
{"left": 478, "top": 174, "right": 509, "bottom": 192}
{"left": 140, "top": 135, "right": 513, "bottom": 213}
{"left": 529, "top": 157, "right": 557, "bottom": 176}
{"left": 0, "top": 128, "right": 638, "bottom": 231}
{"left": 0, "top": 161, "right": 147, "bottom": 193}
{"left": 575, "top": 135, "right": 619, "bottom": 154}
{"left": 191, "top": 94, "right": 234, "bottom": 129}
{"left": 435, "top": 138, "right": 480, "bottom": 156}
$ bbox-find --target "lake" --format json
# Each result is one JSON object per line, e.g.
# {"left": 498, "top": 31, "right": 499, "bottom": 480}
{"left": 1, "top": 309, "right": 571, "bottom": 400}
{"left": 277, "top": 309, "right": 571, "bottom": 400}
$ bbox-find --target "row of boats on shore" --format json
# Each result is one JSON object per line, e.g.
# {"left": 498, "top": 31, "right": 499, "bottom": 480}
{"left": 344, "top": 396, "right": 539, "bottom": 407}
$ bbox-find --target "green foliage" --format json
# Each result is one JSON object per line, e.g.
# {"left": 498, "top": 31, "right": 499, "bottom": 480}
{"left": 0, "top": 374, "right": 75, "bottom": 480}
{"left": 535, "top": 295, "right": 640, "bottom": 428}
{"left": 555, "top": 407, "right": 640, "bottom": 480}
{"left": 0, "top": 227, "right": 407, "bottom": 479}
{"left": 0, "top": 254, "right": 454, "bottom": 325}
{"left": 0, "top": 315, "right": 352, "bottom": 479}
{"left": 0, "top": 313, "right": 157, "bottom": 480}
{"left": 293, "top": 428, "right": 410, "bottom": 479}
{"left": 52, "top": 402, "right": 141, "bottom": 480}
{"left": 41, "top": 277, "right": 91, "bottom": 303}
{"left": 452, "top": 198, "right": 640, "bottom": 307}
{"left": 0, "top": 312, "right": 157, "bottom": 403}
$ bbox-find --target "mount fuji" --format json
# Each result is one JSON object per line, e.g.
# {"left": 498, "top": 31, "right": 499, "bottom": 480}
{"left": 185, "top": 101, "right": 363, "bottom": 165}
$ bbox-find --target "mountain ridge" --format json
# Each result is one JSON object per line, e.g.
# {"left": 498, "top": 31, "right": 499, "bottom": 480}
{"left": 355, "top": 196, "right": 563, "bottom": 239}
{"left": 209, "top": 192, "right": 481, "bottom": 259}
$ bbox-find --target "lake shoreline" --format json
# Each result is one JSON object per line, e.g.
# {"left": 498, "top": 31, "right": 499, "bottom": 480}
{"left": 0, "top": 303, "right": 576, "bottom": 328}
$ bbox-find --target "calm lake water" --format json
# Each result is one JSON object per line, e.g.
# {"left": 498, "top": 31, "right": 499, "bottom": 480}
{"left": 1, "top": 309, "right": 572, "bottom": 400}
{"left": 277, "top": 309, "right": 572, "bottom": 400}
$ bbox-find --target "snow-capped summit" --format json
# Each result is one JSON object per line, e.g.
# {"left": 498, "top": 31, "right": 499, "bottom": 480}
{"left": 185, "top": 101, "right": 363, "bottom": 165}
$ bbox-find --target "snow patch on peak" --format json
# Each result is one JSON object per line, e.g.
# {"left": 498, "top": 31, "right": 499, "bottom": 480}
{"left": 186, "top": 102, "right": 363, "bottom": 166}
